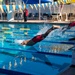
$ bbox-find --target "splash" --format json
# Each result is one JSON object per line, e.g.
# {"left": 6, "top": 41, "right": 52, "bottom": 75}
{"left": 36, "top": 26, "right": 50, "bottom": 35}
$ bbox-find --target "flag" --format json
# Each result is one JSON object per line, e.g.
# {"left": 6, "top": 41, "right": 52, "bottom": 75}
{"left": 60, "top": 2, "right": 63, "bottom": 9}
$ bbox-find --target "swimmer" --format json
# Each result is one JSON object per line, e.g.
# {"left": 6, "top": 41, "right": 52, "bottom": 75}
{"left": 61, "top": 21, "right": 75, "bottom": 33}
{"left": 21, "top": 25, "right": 60, "bottom": 46}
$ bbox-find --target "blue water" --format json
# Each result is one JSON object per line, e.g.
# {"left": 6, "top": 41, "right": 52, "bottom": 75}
{"left": 0, "top": 23, "right": 75, "bottom": 75}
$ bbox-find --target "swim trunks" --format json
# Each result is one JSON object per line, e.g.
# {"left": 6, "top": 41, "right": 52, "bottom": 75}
{"left": 32, "top": 35, "right": 43, "bottom": 43}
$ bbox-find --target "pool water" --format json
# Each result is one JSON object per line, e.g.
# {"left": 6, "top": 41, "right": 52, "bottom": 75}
{"left": 0, "top": 23, "right": 75, "bottom": 75}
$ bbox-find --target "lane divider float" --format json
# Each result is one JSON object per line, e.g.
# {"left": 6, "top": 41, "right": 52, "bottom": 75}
{"left": 2, "top": 27, "right": 10, "bottom": 30}
{"left": 20, "top": 28, "right": 30, "bottom": 30}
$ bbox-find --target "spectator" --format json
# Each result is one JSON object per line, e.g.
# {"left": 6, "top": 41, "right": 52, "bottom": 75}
{"left": 23, "top": 8, "right": 28, "bottom": 22}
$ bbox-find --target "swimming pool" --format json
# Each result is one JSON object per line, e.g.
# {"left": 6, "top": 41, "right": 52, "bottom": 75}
{"left": 0, "top": 22, "right": 75, "bottom": 75}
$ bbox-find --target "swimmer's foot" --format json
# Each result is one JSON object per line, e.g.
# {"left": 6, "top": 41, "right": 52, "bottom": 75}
{"left": 52, "top": 25, "right": 60, "bottom": 30}
{"left": 69, "top": 38, "right": 75, "bottom": 41}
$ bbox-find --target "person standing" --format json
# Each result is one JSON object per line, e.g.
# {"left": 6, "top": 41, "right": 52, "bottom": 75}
{"left": 23, "top": 8, "right": 28, "bottom": 22}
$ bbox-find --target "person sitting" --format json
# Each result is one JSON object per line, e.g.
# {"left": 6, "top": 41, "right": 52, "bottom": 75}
{"left": 21, "top": 25, "right": 60, "bottom": 46}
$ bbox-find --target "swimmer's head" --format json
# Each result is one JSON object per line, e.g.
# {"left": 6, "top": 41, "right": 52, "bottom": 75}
{"left": 21, "top": 41, "right": 26, "bottom": 45}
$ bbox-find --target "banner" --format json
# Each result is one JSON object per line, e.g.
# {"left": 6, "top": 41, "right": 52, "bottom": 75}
{"left": 58, "top": 0, "right": 75, "bottom": 4}
{"left": 12, "top": 5, "right": 15, "bottom": 11}
{"left": 6, "top": 5, "right": 9, "bottom": 12}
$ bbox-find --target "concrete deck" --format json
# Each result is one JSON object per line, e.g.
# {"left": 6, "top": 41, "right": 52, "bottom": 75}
{"left": 0, "top": 20, "right": 70, "bottom": 25}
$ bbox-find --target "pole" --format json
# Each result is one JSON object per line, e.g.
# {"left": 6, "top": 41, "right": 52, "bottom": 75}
{"left": 70, "top": 1, "right": 71, "bottom": 22}
{"left": 39, "top": 0, "right": 41, "bottom": 20}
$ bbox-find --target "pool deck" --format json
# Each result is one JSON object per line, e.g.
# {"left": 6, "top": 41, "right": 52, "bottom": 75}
{"left": 0, "top": 20, "right": 71, "bottom": 25}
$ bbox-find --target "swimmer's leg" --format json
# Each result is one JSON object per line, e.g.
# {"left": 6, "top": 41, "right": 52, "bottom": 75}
{"left": 42, "top": 25, "right": 61, "bottom": 38}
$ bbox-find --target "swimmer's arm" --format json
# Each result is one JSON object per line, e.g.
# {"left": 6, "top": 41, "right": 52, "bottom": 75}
{"left": 21, "top": 39, "right": 30, "bottom": 45}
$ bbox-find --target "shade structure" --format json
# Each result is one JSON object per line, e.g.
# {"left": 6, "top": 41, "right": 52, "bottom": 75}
{"left": 22, "top": 0, "right": 75, "bottom": 4}
{"left": 23, "top": 0, "right": 52, "bottom": 4}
